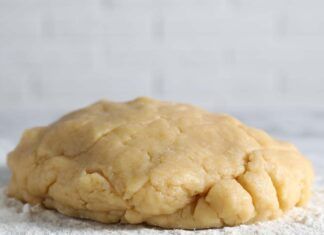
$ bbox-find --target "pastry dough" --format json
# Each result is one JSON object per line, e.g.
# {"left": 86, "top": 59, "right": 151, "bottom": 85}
{"left": 7, "top": 97, "right": 314, "bottom": 229}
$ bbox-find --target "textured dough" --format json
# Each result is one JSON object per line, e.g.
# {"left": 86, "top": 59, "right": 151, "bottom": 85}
{"left": 7, "top": 97, "right": 314, "bottom": 229}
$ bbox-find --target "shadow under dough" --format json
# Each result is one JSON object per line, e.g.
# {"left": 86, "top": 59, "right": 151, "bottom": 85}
{"left": 0, "top": 166, "right": 10, "bottom": 187}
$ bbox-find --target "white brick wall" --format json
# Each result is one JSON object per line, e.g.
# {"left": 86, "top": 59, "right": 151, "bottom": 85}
{"left": 1, "top": 0, "right": 324, "bottom": 111}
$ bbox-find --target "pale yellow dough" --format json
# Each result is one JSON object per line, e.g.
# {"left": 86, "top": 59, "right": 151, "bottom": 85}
{"left": 7, "top": 97, "right": 314, "bottom": 229}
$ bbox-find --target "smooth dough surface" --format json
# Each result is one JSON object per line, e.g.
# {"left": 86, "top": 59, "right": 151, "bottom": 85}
{"left": 7, "top": 97, "right": 314, "bottom": 229}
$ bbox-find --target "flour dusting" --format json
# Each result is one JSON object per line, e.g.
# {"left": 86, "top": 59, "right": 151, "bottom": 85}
{"left": 1, "top": 182, "right": 324, "bottom": 235}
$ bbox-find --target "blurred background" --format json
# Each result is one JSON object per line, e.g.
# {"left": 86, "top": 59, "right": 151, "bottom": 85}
{"left": 0, "top": 0, "right": 324, "bottom": 167}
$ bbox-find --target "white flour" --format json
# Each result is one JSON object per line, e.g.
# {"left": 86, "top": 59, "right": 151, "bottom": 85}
{"left": 0, "top": 183, "right": 324, "bottom": 235}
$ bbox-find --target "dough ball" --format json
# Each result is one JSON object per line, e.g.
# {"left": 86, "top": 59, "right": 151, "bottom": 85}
{"left": 7, "top": 97, "right": 314, "bottom": 229}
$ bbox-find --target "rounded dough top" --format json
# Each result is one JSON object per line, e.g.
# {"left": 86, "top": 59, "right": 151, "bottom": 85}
{"left": 7, "top": 97, "right": 314, "bottom": 229}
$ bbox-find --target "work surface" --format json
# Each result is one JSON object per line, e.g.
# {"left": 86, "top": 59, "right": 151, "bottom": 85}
{"left": 0, "top": 108, "right": 323, "bottom": 234}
